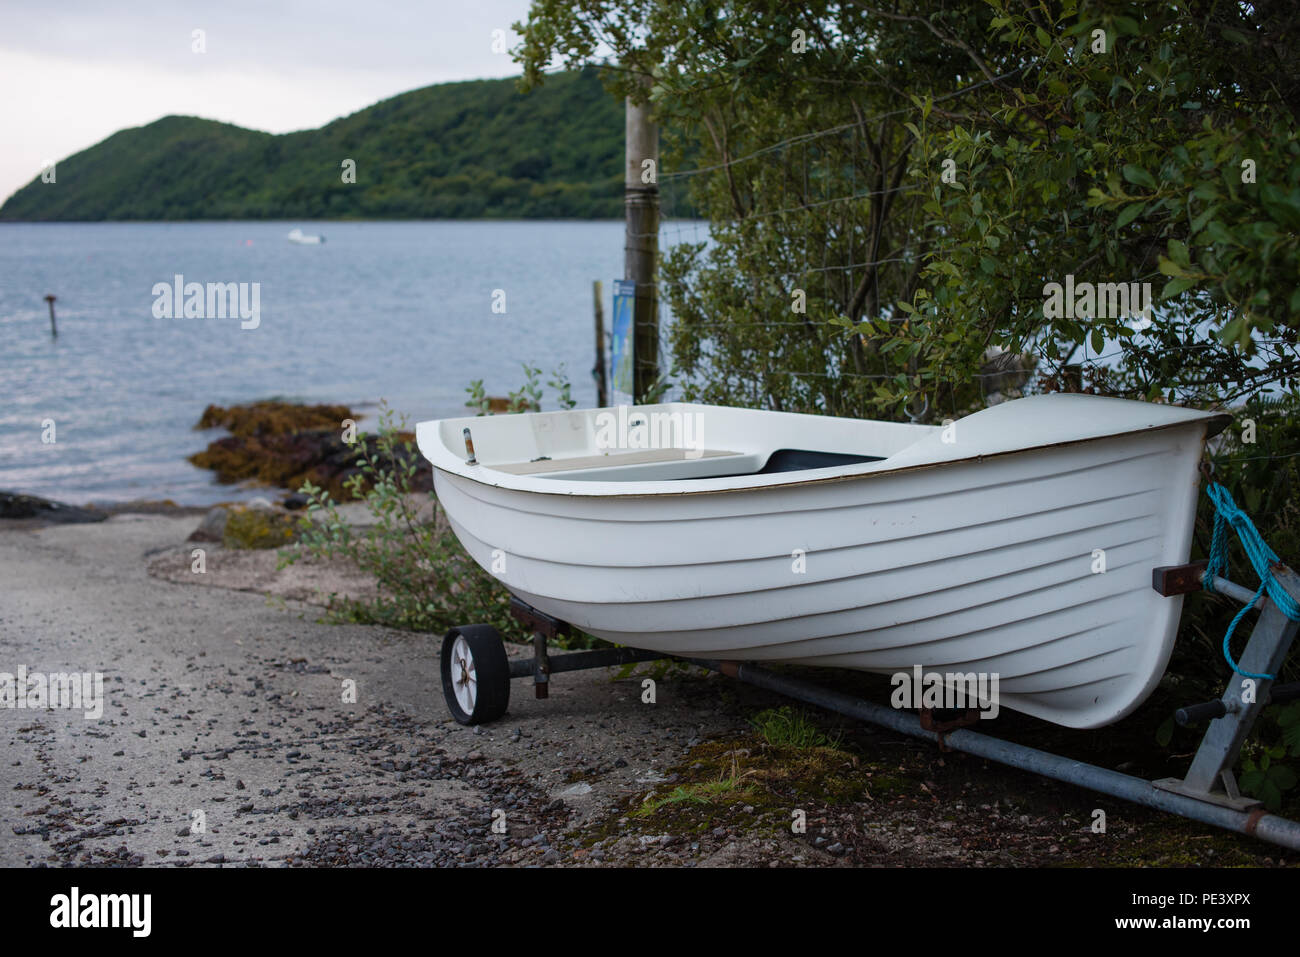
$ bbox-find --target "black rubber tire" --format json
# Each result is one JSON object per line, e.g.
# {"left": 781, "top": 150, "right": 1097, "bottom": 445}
{"left": 441, "top": 625, "right": 510, "bottom": 725}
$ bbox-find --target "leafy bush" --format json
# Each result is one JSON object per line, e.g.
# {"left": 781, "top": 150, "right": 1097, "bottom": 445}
{"left": 465, "top": 362, "right": 576, "bottom": 415}
{"left": 278, "top": 405, "right": 516, "bottom": 636}
{"left": 1155, "top": 392, "right": 1300, "bottom": 809}
{"left": 1168, "top": 394, "right": 1300, "bottom": 694}
{"left": 1239, "top": 706, "right": 1300, "bottom": 812}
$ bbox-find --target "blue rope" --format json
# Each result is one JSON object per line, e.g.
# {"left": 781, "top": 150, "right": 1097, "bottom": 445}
{"left": 1202, "top": 481, "right": 1300, "bottom": 680}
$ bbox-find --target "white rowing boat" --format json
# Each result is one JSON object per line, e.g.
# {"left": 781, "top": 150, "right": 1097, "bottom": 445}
{"left": 416, "top": 395, "right": 1229, "bottom": 728}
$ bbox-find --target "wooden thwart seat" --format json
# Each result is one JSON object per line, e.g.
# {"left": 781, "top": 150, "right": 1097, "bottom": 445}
{"left": 492, "top": 448, "right": 740, "bottom": 475}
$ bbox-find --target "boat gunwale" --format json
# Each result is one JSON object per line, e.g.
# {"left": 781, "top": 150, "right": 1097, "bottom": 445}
{"left": 429, "top": 412, "right": 1230, "bottom": 500}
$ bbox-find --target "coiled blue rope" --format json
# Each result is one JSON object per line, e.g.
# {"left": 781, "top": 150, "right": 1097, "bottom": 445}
{"left": 1203, "top": 481, "right": 1300, "bottom": 680}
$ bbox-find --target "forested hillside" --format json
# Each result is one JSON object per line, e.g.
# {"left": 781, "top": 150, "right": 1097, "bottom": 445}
{"left": 0, "top": 68, "right": 623, "bottom": 220}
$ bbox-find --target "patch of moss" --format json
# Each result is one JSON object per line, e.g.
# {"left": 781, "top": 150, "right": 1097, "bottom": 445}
{"left": 222, "top": 506, "right": 299, "bottom": 550}
{"left": 634, "top": 777, "right": 763, "bottom": 817}
{"left": 1088, "top": 819, "right": 1270, "bottom": 867}
{"left": 573, "top": 731, "right": 886, "bottom": 851}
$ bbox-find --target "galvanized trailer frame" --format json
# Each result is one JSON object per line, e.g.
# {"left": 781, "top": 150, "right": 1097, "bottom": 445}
{"left": 440, "top": 564, "right": 1300, "bottom": 851}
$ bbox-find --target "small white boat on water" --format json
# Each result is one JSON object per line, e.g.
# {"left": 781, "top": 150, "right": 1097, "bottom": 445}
{"left": 287, "top": 228, "right": 324, "bottom": 245}
{"left": 416, "top": 395, "right": 1229, "bottom": 729}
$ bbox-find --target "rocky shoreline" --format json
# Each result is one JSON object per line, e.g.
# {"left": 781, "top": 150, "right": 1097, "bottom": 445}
{"left": 3, "top": 399, "right": 431, "bottom": 529}
{"left": 188, "top": 400, "right": 432, "bottom": 502}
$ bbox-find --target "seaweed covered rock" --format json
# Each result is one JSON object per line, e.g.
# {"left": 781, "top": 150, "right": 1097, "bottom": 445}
{"left": 188, "top": 400, "right": 431, "bottom": 500}
{"left": 195, "top": 401, "right": 355, "bottom": 438}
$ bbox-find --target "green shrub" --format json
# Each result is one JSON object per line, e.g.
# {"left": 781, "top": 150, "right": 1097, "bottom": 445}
{"left": 1171, "top": 393, "right": 1300, "bottom": 693}
{"left": 278, "top": 404, "right": 516, "bottom": 636}
{"left": 1166, "top": 391, "right": 1300, "bottom": 809}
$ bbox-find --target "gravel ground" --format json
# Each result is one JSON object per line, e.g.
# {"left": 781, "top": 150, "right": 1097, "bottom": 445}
{"left": 0, "top": 513, "right": 750, "bottom": 867}
{"left": 1, "top": 511, "right": 1294, "bottom": 868}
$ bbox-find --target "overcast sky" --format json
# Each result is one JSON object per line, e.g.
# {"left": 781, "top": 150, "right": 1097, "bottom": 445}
{"left": 0, "top": 0, "right": 538, "bottom": 203}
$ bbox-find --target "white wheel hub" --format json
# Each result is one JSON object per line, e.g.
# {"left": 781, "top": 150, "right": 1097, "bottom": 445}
{"left": 451, "top": 635, "right": 477, "bottom": 714}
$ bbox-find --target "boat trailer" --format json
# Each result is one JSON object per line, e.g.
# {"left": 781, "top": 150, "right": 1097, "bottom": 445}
{"left": 440, "top": 563, "right": 1300, "bottom": 851}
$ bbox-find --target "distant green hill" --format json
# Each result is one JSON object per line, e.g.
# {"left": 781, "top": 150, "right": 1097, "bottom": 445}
{"left": 0, "top": 69, "right": 625, "bottom": 220}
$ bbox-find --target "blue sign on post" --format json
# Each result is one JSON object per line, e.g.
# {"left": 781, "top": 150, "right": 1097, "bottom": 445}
{"left": 610, "top": 279, "right": 636, "bottom": 406}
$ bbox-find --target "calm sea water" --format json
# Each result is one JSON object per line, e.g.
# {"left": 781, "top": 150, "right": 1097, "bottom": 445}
{"left": 0, "top": 221, "right": 681, "bottom": 505}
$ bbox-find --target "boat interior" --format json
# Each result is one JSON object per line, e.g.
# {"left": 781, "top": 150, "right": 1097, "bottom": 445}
{"left": 493, "top": 446, "right": 885, "bottom": 482}
{"left": 429, "top": 403, "right": 933, "bottom": 483}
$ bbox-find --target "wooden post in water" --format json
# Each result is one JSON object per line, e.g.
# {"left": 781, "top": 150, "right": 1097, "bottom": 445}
{"left": 592, "top": 279, "right": 607, "bottom": 407}
{"left": 625, "top": 89, "right": 659, "bottom": 404}
{"left": 44, "top": 295, "right": 57, "bottom": 337}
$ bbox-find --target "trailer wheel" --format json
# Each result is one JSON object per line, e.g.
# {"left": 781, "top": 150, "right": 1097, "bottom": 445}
{"left": 441, "top": 625, "right": 510, "bottom": 725}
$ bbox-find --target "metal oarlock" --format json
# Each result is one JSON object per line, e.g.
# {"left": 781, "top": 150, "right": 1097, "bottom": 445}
{"left": 462, "top": 427, "right": 477, "bottom": 465}
{"left": 445, "top": 568, "right": 1300, "bottom": 852}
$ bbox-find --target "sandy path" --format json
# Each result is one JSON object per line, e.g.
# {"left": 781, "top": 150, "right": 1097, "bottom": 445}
{"left": 0, "top": 514, "right": 748, "bottom": 866}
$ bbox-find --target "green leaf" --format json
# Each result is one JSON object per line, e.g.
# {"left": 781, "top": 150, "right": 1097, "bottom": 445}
{"left": 1273, "top": 764, "right": 1299, "bottom": 791}
{"left": 1157, "top": 256, "right": 1187, "bottom": 278}
{"left": 1189, "top": 203, "right": 1220, "bottom": 237}
{"left": 1155, "top": 716, "right": 1175, "bottom": 747}
{"left": 1205, "top": 220, "right": 1236, "bottom": 245}
{"left": 1279, "top": 703, "right": 1300, "bottom": 728}
{"left": 1161, "top": 277, "right": 1197, "bottom": 299}
{"left": 1123, "top": 164, "right": 1156, "bottom": 190}
{"left": 1262, "top": 781, "right": 1283, "bottom": 811}
{"left": 1115, "top": 202, "right": 1145, "bottom": 229}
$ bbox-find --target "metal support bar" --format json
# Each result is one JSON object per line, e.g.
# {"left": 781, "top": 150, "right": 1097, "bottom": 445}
{"left": 1152, "top": 560, "right": 1263, "bottom": 609}
{"left": 1152, "top": 563, "right": 1300, "bottom": 809}
{"left": 507, "top": 595, "right": 670, "bottom": 697}
{"left": 507, "top": 646, "right": 666, "bottom": 680}
{"left": 510, "top": 595, "right": 568, "bottom": 639}
{"left": 1175, "top": 681, "right": 1300, "bottom": 727}
{"left": 704, "top": 658, "right": 1300, "bottom": 850}
{"left": 532, "top": 631, "right": 550, "bottom": 699}
{"left": 1209, "top": 575, "right": 1269, "bottom": 610}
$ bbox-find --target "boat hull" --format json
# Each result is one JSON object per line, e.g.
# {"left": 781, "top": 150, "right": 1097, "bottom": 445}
{"left": 433, "top": 423, "right": 1207, "bottom": 729}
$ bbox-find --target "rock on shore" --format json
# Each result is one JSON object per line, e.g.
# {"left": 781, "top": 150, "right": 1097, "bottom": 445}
{"left": 0, "top": 491, "right": 107, "bottom": 524}
{"left": 188, "top": 400, "right": 432, "bottom": 500}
